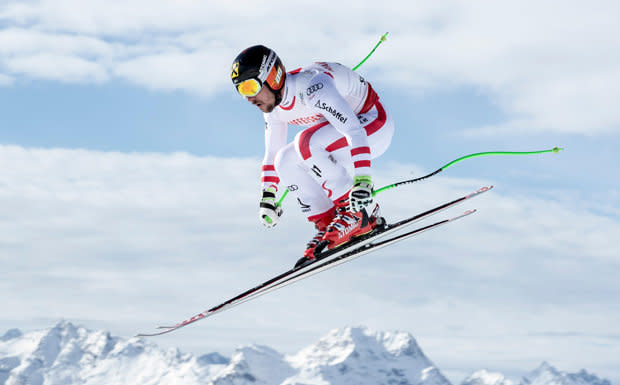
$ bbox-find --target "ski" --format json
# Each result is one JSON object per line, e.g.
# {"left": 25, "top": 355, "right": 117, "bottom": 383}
{"left": 294, "top": 185, "right": 493, "bottom": 269}
{"left": 279, "top": 209, "right": 477, "bottom": 287}
{"left": 136, "top": 186, "right": 492, "bottom": 337}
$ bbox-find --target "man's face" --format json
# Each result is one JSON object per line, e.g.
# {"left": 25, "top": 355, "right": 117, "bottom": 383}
{"left": 246, "top": 86, "right": 276, "bottom": 113}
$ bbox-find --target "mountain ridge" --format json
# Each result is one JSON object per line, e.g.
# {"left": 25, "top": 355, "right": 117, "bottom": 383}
{"left": 0, "top": 321, "right": 612, "bottom": 385}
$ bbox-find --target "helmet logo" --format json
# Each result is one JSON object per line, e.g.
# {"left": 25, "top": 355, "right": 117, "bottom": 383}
{"left": 266, "top": 64, "right": 284, "bottom": 90}
{"left": 259, "top": 55, "right": 267, "bottom": 74}
{"left": 231, "top": 61, "right": 239, "bottom": 79}
{"left": 275, "top": 67, "right": 283, "bottom": 84}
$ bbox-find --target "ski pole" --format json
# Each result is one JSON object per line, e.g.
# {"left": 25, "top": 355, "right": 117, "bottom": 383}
{"left": 274, "top": 33, "right": 389, "bottom": 208}
{"left": 277, "top": 147, "right": 563, "bottom": 207}
{"left": 372, "top": 147, "right": 564, "bottom": 196}
{"left": 352, "top": 32, "right": 389, "bottom": 71}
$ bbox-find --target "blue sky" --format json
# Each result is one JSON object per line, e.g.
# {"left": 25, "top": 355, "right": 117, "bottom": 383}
{"left": 0, "top": 79, "right": 506, "bottom": 156}
{"left": 1, "top": 1, "right": 619, "bottom": 383}
{"left": 2, "top": 78, "right": 616, "bottom": 205}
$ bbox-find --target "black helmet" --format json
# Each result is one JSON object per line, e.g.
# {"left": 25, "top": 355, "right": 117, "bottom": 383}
{"left": 231, "top": 45, "right": 286, "bottom": 99}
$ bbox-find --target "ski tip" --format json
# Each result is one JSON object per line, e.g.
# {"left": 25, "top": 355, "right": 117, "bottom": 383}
{"left": 473, "top": 185, "right": 494, "bottom": 195}
{"left": 451, "top": 209, "right": 477, "bottom": 221}
{"left": 134, "top": 326, "right": 177, "bottom": 337}
{"left": 134, "top": 333, "right": 157, "bottom": 338}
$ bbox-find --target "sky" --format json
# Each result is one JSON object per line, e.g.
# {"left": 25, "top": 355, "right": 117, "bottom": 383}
{"left": 1, "top": 0, "right": 619, "bottom": 383}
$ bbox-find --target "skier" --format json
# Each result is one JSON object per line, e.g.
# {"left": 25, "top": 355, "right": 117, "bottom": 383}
{"left": 231, "top": 45, "right": 394, "bottom": 262}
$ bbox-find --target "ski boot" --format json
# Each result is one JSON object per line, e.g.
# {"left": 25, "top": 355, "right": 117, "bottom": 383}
{"left": 322, "top": 201, "right": 382, "bottom": 249}
{"left": 294, "top": 210, "right": 336, "bottom": 268}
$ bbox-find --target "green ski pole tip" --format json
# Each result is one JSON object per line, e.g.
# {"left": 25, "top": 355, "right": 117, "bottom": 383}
{"left": 552, "top": 146, "right": 563, "bottom": 153}
{"left": 380, "top": 32, "right": 388, "bottom": 42}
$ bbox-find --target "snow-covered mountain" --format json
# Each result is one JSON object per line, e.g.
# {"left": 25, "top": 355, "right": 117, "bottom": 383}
{"left": 461, "top": 364, "right": 612, "bottom": 385}
{"left": 0, "top": 321, "right": 222, "bottom": 385}
{"left": 521, "top": 362, "right": 612, "bottom": 385}
{"left": 285, "top": 327, "right": 450, "bottom": 385}
{"left": 0, "top": 321, "right": 612, "bottom": 385}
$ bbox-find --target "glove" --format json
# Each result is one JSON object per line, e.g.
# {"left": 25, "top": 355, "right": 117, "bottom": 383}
{"left": 259, "top": 186, "right": 283, "bottom": 227}
{"left": 349, "top": 175, "right": 374, "bottom": 212}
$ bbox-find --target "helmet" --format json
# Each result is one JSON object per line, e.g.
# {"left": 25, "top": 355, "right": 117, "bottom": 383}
{"left": 231, "top": 45, "right": 286, "bottom": 99}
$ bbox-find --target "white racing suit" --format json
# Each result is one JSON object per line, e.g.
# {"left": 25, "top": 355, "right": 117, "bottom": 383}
{"left": 260, "top": 62, "right": 394, "bottom": 224}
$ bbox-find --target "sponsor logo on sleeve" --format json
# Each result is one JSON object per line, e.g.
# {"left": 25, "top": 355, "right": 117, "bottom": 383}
{"left": 297, "top": 198, "right": 311, "bottom": 212}
{"left": 306, "top": 82, "right": 323, "bottom": 96}
{"left": 314, "top": 100, "right": 348, "bottom": 124}
{"left": 311, "top": 165, "right": 322, "bottom": 178}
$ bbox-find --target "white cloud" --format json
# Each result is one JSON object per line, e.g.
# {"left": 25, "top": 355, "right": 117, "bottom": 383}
{"left": 0, "top": 1, "right": 619, "bottom": 132}
{"left": 114, "top": 48, "right": 232, "bottom": 94}
{"left": 0, "top": 27, "right": 114, "bottom": 83}
{"left": 0, "top": 28, "right": 113, "bottom": 57}
{"left": 5, "top": 53, "right": 108, "bottom": 83}
{"left": 0, "top": 145, "right": 618, "bottom": 382}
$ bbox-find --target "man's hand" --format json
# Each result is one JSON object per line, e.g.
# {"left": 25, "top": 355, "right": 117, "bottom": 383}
{"left": 349, "top": 175, "right": 374, "bottom": 212}
{"left": 259, "top": 186, "right": 283, "bottom": 227}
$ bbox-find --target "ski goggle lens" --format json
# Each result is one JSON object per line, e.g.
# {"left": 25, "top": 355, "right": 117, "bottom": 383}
{"left": 236, "top": 78, "right": 262, "bottom": 97}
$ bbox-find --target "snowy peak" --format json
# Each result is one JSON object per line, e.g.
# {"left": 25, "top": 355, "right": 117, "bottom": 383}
{"left": 462, "top": 369, "right": 516, "bottom": 385}
{"left": 461, "top": 362, "right": 612, "bottom": 385}
{"left": 287, "top": 326, "right": 451, "bottom": 385}
{"left": 523, "top": 362, "right": 611, "bottom": 385}
{"left": 293, "top": 326, "right": 427, "bottom": 364}
{"left": 379, "top": 328, "right": 427, "bottom": 359}
{"left": 198, "top": 352, "right": 230, "bottom": 365}
{"left": 33, "top": 320, "right": 82, "bottom": 366}
{"left": 212, "top": 345, "right": 294, "bottom": 385}
{"left": 526, "top": 362, "right": 561, "bottom": 382}
{"left": 0, "top": 329, "right": 22, "bottom": 342}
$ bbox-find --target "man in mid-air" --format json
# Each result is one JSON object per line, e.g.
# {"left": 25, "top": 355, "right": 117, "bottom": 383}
{"left": 231, "top": 45, "right": 394, "bottom": 264}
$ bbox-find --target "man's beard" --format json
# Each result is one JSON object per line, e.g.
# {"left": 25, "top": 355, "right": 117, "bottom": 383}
{"left": 263, "top": 103, "right": 276, "bottom": 113}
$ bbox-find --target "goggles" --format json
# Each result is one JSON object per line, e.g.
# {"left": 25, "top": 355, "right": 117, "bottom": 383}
{"left": 236, "top": 78, "right": 262, "bottom": 97}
